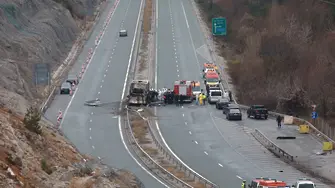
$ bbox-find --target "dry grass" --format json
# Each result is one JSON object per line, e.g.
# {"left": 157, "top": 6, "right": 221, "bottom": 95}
{"left": 131, "top": 119, "right": 149, "bottom": 143}
{"left": 143, "top": 146, "right": 159, "bottom": 156}
{"left": 138, "top": 0, "right": 152, "bottom": 72}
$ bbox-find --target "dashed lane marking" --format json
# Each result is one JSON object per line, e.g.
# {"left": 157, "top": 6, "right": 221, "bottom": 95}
{"left": 89, "top": 128, "right": 92, "bottom": 131}
{"left": 100, "top": 85, "right": 103, "bottom": 88}
{"left": 91, "top": 112, "right": 94, "bottom": 115}
{"left": 189, "top": 131, "right": 192, "bottom": 135}
{"left": 89, "top": 136, "right": 92, "bottom": 140}
{"left": 194, "top": 140, "right": 198, "bottom": 144}
{"left": 182, "top": 113, "right": 184, "bottom": 117}
{"left": 185, "top": 122, "right": 188, "bottom": 125}
{"left": 90, "top": 119, "right": 92, "bottom": 122}
{"left": 204, "top": 151, "right": 208, "bottom": 155}
{"left": 177, "top": 69, "right": 179, "bottom": 72}
{"left": 102, "top": 80, "right": 104, "bottom": 83}
{"left": 218, "top": 163, "right": 223, "bottom": 167}
{"left": 92, "top": 145, "right": 95, "bottom": 149}
{"left": 98, "top": 91, "right": 101, "bottom": 94}
{"left": 104, "top": 74, "right": 106, "bottom": 77}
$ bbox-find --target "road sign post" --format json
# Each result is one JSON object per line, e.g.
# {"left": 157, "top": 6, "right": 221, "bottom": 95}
{"left": 212, "top": 17, "right": 227, "bottom": 36}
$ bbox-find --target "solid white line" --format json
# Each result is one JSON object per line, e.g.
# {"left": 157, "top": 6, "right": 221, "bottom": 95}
{"left": 60, "top": 0, "right": 121, "bottom": 128}
{"left": 118, "top": 0, "right": 169, "bottom": 186}
{"left": 181, "top": 2, "right": 190, "bottom": 28}
{"left": 181, "top": 1, "right": 202, "bottom": 73}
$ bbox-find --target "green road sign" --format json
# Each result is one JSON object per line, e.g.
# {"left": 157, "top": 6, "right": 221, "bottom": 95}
{"left": 212, "top": 17, "right": 227, "bottom": 36}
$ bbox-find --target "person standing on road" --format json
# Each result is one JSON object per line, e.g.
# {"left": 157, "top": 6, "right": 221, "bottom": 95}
{"left": 229, "top": 91, "right": 232, "bottom": 102}
{"left": 241, "top": 180, "right": 246, "bottom": 188}
{"left": 202, "top": 93, "right": 206, "bottom": 105}
{"left": 276, "top": 115, "right": 282, "bottom": 128}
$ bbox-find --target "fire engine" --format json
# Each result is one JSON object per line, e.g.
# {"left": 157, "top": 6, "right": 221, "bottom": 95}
{"left": 249, "top": 177, "right": 288, "bottom": 188}
{"left": 173, "top": 80, "right": 194, "bottom": 102}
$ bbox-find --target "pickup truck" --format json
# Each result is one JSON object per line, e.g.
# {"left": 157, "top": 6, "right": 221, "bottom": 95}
{"left": 247, "top": 105, "right": 268, "bottom": 119}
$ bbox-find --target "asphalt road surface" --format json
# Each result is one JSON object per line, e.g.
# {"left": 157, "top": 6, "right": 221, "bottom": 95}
{"left": 155, "top": 0, "right": 330, "bottom": 187}
{"left": 45, "top": 0, "right": 166, "bottom": 187}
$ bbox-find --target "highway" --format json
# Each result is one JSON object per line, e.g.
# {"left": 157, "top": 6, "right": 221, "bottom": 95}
{"left": 45, "top": 0, "right": 166, "bottom": 187}
{"left": 155, "top": 0, "right": 330, "bottom": 187}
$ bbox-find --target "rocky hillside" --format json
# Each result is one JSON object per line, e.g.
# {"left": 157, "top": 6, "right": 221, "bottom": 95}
{"left": 0, "top": 0, "right": 101, "bottom": 113}
{"left": 198, "top": 0, "right": 335, "bottom": 122}
{"left": 0, "top": 107, "right": 142, "bottom": 188}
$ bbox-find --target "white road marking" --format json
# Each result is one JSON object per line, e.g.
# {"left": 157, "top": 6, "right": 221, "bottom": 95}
{"left": 90, "top": 119, "right": 92, "bottom": 122}
{"left": 98, "top": 156, "right": 101, "bottom": 160}
{"left": 105, "top": 69, "right": 108, "bottom": 72}
{"left": 89, "top": 136, "right": 92, "bottom": 140}
{"left": 218, "top": 163, "right": 223, "bottom": 167}
{"left": 98, "top": 91, "right": 101, "bottom": 94}
{"left": 110, "top": 56, "right": 113, "bottom": 59}
{"left": 236, "top": 175, "right": 243, "bottom": 180}
{"left": 108, "top": 64, "right": 110, "bottom": 67}
{"left": 182, "top": 113, "right": 184, "bottom": 117}
{"left": 102, "top": 80, "right": 104, "bottom": 83}
{"left": 92, "top": 145, "right": 95, "bottom": 149}
{"left": 117, "top": 0, "right": 169, "bottom": 185}
{"left": 177, "top": 69, "right": 179, "bottom": 72}
{"left": 185, "top": 122, "right": 187, "bottom": 125}
{"left": 176, "top": 64, "right": 178, "bottom": 67}
{"left": 194, "top": 140, "right": 198, "bottom": 144}
{"left": 156, "top": 0, "right": 158, "bottom": 28}
{"left": 89, "top": 128, "right": 92, "bottom": 131}
{"left": 204, "top": 151, "right": 208, "bottom": 155}
{"left": 104, "top": 74, "right": 106, "bottom": 77}
{"left": 181, "top": 2, "right": 190, "bottom": 28}
{"left": 181, "top": 106, "right": 183, "bottom": 108}
{"left": 100, "top": 85, "right": 103, "bottom": 88}
{"left": 91, "top": 112, "right": 94, "bottom": 115}
{"left": 189, "top": 131, "right": 192, "bottom": 135}
{"left": 177, "top": 74, "right": 179, "bottom": 77}
{"left": 109, "top": 60, "right": 111, "bottom": 63}
{"left": 113, "top": 48, "right": 115, "bottom": 51}
{"left": 175, "top": 60, "right": 178, "bottom": 63}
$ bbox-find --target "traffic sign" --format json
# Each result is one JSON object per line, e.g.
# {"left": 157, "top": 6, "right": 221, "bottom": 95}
{"left": 312, "top": 111, "right": 318, "bottom": 119}
{"left": 212, "top": 17, "right": 227, "bottom": 36}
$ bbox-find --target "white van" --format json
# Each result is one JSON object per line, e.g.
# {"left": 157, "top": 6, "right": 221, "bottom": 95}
{"left": 208, "top": 90, "right": 222, "bottom": 104}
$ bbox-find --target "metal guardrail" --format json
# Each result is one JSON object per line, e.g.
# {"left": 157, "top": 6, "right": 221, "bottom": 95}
{"left": 190, "top": 0, "right": 335, "bottom": 153}
{"left": 252, "top": 129, "right": 294, "bottom": 162}
{"left": 125, "top": 109, "right": 194, "bottom": 187}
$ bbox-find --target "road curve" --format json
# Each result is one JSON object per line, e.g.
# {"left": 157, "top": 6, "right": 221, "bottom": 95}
{"left": 45, "top": 0, "right": 166, "bottom": 187}
{"left": 155, "top": 0, "right": 330, "bottom": 187}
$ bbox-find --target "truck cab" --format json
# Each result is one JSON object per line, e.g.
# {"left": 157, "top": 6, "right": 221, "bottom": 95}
{"left": 292, "top": 178, "right": 315, "bottom": 188}
{"left": 208, "top": 90, "right": 222, "bottom": 104}
{"left": 204, "top": 72, "right": 220, "bottom": 85}
{"left": 191, "top": 81, "right": 201, "bottom": 98}
{"left": 249, "top": 178, "right": 288, "bottom": 188}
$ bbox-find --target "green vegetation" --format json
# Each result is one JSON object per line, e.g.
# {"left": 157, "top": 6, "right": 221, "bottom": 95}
{"left": 24, "top": 107, "right": 42, "bottom": 134}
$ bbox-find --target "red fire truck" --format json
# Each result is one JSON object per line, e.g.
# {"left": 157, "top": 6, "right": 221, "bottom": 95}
{"left": 173, "top": 80, "right": 194, "bottom": 102}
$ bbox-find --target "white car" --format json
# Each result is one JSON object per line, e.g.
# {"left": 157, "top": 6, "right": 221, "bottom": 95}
{"left": 119, "top": 29, "right": 127, "bottom": 37}
{"left": 292, "top": 178, "right": 315, "bottom": 188}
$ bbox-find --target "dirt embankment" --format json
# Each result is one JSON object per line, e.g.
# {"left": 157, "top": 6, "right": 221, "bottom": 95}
{"left": 0, "top": 0, "right": 102, "bottom": 114}
{"left": 0, "top": 107, "right": 142, "bottom": 188}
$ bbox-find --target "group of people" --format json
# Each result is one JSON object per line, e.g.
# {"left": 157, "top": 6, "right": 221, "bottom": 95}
{"left": 195, "top": 92, "right": 207, "bottom": 105}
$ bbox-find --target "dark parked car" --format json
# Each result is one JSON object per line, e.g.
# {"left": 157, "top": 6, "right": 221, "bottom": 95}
{"left": 60, "top": 82, "right": 71, "bottom": 94}
{"left": 247, "top": 105, "right": 268, "bottom": 119}
{"left": 216, "top": 98, "right": 230, "bottom": 109}
{"left": 222, "top": 104, "right": 240, "bottom": 114}
{"left": 226, "top": 108, "right": 242, "bottom": 120}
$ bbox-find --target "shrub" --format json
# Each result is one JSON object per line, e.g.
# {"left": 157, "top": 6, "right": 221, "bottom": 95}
{"left": 23, "top": 107, "right": 42, "bottom": 134}
{"left": 41, "top": 159, "right": 53, "bottom": 175}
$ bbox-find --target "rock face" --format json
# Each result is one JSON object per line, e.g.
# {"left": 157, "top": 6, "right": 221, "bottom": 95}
{"left": 0, "top": 107, "right": 142, "bottom": 188}
{"left": 0, "top": 0, "right": 100, "bottom": 111}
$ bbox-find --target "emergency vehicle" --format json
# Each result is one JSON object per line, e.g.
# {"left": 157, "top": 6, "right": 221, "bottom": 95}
{"left": 249, "top": 178, "right": 288, "bottom": 188}
{"left": 203, "top": 62, "right": 218, "bottom": 71}
{"left": 174, "top": 80, "right": 193, "bottom": 102}
{"left": 191, "top": 81, "right": 201, "bottom": 98}
{"left": 204, "top": 72, "right": 220, "bottom": 85}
